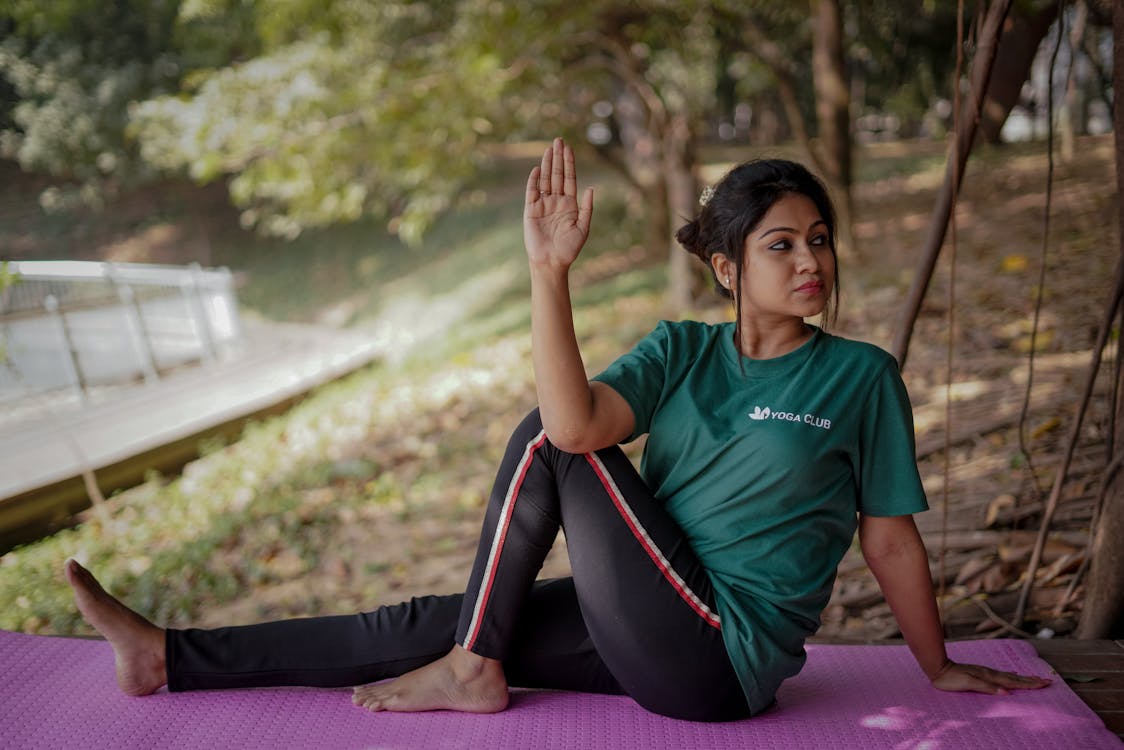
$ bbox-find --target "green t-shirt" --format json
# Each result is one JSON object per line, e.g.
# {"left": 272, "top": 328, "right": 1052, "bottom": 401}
{"left": 592, "top": 320, "right": 928, "bottom": 713}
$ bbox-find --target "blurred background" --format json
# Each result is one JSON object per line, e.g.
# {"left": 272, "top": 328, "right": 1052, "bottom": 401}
{"left": 0, "top": 0, "right": 1120, "bottom": 649}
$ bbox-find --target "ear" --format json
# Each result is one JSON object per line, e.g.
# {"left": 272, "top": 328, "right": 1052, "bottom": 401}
{"left": 710, "top": 254, "right": 734, "bottom": 291}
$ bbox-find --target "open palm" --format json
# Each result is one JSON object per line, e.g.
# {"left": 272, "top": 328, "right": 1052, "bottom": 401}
{"left": 930, "top": 660, "right": 1051, "bottom": 695}
{"left": 524, "top": 138, "right": 594, "bottom": 270}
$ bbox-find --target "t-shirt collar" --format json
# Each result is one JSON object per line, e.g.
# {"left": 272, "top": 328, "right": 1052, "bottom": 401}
{"left": 720, "top": 322, "right": 823, "bottom": 378}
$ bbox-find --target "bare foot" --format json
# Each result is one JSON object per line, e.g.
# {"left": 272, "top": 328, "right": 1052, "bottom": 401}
{"left": 352, "top": 645, "right": 509, "bottom": 714}
{"left": 64, "top": 559, "right": 167, "bottom": 696}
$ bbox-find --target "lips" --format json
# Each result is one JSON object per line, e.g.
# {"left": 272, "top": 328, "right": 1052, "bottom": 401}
{"left": 795, "top": 280, "right": 824, "bottom": 294}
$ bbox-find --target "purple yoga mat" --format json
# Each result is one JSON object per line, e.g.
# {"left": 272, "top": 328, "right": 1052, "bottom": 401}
{"left": 1, "top": 630, "right": 1118, "bottom": 749}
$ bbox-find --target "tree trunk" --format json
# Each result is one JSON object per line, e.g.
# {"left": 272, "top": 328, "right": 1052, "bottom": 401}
{"left": 812, "top": 0, "right": 851, "bottom": 190}
{"left": 610, "top": 86, "right": 672, "bottom": 261}
{"left": 978, "top": 2, "right": 1060, "bottom": 144}
{"left": 812, "top": 0, "right": 855, "bottom": 257}
{"left": 740, "top": 18, "right": 824, "bottom": 176}
{"left": 594, "top": 30, "right": 695, "bottom": 306}
{"left": 1060, "top": 1, "right": 1090, "bottom": 162}
{"left": 663, "top": 112, "right": 698, "bottom": 311}
{"left": 1075, "top": 0, "right": 1124, "bottom": 640}
{"left": 891, "top": 0, "right": 1014, "bottom": 369}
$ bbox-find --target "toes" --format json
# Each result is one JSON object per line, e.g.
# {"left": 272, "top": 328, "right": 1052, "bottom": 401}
{"left": 352, "top": 686, "right": 387, "bottom": 711}
{"left": 64, "top": 559, "right": 83, "bottom": 586}
{"left": 65, "top": 560, "right": 103, "bottom": 595}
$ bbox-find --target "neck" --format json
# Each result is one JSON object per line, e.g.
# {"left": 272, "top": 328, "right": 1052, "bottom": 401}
{"left": 736, "top": 317, "right": 812, "bottom": 360}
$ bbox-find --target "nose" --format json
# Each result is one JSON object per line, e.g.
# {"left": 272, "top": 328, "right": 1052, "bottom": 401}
{"left": 794, "top": 242, "right": 820, "bottom": 273}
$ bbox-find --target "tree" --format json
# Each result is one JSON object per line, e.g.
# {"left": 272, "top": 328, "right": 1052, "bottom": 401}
{"left": 849, "top": 0, "right": 962, "bottom": 137}
{"left": 0, "top": 0, "right": 193, "bottom": 206}
{"left": 1075, "top": 0, "right": 1124, "bottom": 640}
{"left": 130, "top": 1, "right": 731, "bottom": 305}
{"left": 736, "top": 0, "right": 964, "bottom": 256}
{"left": 891, "top": 0, "right": 1015, "bottom": 367}
{"left": 132, "top": 0, "right": 509, "bottom": 243}
{"left": 540, "top": 2, "right": 721, "bottom": 308}
{"left": 4, "top": 0, "right": 1023, "bottom": 310}
{"left": 812, "top": 0, "right": 853, "bottom": 253}
{"left": 977, "top": 0, "right": 1060, "bottom": 144}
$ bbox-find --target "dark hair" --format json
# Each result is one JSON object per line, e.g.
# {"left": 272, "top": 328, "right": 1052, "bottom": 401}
{"left": 675, "top": 158, "right": 840, "bottom": 329}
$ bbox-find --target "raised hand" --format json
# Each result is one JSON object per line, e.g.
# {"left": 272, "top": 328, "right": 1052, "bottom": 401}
{"left": 524, "top": 137, "right": 594, "bottom": 271}
{"left": 930, "top": 660, "right": 1052, "bottom": 695}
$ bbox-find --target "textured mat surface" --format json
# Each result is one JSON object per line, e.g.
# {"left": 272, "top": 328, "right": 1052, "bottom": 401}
{"left": 2, "top": 630, "right": 1119, "bottom": 749}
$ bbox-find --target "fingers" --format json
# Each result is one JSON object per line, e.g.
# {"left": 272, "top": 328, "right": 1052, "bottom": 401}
{"left": 546, "top": 137, "right": 562, "bottom": 195}
{"left": 986, "top": 669, "right": 1052, "bottom": 691}
{"left": 555, "top": 138, "right": 569, "bottom": 196}
{"left": 539, "top": 143, "right": 553, "bottom": 195}
{"left": 525, "top": 166, "right": 541, "bottom": 206}
{"left": 937, "top": 662, "right": 1052, "bottom": 695}
{"left": 967, "top": 664, "right": 1052, "bottom": 691}
{"left": 526, "top": 166, "right": 540, "bottom": 203}
{"left": 577, "top": 186, "right": 594, "bottom": 236}
{"left": 528, "top": 138, "right": 591, "bottom": 230}
{"left": 535, "top": 138, "right": 577, "bottom": 198}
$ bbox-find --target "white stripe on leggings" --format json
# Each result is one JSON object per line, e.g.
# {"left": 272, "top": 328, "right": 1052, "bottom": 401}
{"left": 461, "top": 428, "right": 548, "bottom": 651}
{"left": 585, "top": 451, "right": 722, "bottom": 629}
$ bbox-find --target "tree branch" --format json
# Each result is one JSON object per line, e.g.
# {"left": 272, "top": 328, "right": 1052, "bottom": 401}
{"left": 891, "top": 0, "right": 1014, "bottom": 368}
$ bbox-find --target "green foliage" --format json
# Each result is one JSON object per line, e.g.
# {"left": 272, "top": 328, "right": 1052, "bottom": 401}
{"left": 133, "top": 1, "right": 507, "bottom": 242}
{"left": 0, "top": 260, "right": 15, "bottom": 362}
{"left": 0, "top": 0, "right": 183, "bottom": 203}
{"left": 0, "top": 0, "right": 1001, "bottom": 244}
{"left": 0, "top": 260, "right": 15, "bottom": 291}
{"left": 129, "top": 0, "right": 744, "bottom": 242}
{"left": 850, "top": 0, "right": 961, "bottom": 135}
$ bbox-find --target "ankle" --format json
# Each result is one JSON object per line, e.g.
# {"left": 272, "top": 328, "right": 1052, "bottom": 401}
{"left": 449, "top": 645, "right": 501, "bottom": 683}
{"left": 147, "top": 628, "right": 167, "bottom": 666}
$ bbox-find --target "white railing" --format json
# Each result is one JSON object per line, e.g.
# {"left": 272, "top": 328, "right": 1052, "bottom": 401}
{"left": 0, "top": 260, "right": 241, "bottom": 404}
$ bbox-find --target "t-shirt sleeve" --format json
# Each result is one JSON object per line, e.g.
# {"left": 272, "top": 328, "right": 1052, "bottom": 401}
{"left": 591, "top": 322, "right": 670, "bottom": 441}
{"left": 855, "top": 359, "right": 930, "bottom": 516}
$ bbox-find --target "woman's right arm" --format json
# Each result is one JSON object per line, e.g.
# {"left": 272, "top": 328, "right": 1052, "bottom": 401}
{"left": 524, "top": 138, "right": 634, "bottom": 453}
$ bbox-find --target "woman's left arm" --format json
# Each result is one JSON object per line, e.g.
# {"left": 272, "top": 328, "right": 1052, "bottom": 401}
{"left": 858, "top": 513, "right": 1052, "bottom": 694}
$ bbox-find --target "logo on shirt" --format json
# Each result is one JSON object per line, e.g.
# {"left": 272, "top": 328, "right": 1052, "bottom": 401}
{"left": 749, "top": 405, "right": 831, "bottom": 430}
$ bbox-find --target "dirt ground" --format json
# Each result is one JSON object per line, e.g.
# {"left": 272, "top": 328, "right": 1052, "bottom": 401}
{"left": 829, "top": 134, "right": 1119, "bottom": 640}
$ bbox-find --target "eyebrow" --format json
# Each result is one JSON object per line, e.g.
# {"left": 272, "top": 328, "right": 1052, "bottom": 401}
{"left": 758, "top": 220, "right": 827, "bottom": 239}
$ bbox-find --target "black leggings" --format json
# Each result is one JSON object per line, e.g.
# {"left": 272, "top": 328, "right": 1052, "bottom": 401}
{"left": 166, "top": 410, "right": 750, "bottom": 722}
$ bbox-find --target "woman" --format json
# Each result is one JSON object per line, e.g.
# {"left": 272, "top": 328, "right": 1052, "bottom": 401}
{"left": 66, "top": 138, "right": 1049, "bottom": 722}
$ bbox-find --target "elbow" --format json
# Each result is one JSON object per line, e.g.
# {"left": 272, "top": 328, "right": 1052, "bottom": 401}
{"left": 545, "top": 423, "right": 597, "bottom": 454}
{"left": 860, "top": 528, "right": 925, "bottom": 567}
{"left": 540, "top": 411, "right": 608, "bottom": 454}
{"left": 859, "top": 514, "right": 924, "bottom": 560}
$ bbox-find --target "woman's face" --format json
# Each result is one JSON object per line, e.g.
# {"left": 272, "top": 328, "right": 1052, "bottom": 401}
{"left": 735, "top": 193, "right": 835, "bottom": 323}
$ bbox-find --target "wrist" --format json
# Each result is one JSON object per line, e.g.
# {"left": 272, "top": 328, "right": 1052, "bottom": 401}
{"left": 925, "top": 657, "right": 954, "bottom": 682}
{"left": 528, "top": 261, "right": 571, "bottom": 283}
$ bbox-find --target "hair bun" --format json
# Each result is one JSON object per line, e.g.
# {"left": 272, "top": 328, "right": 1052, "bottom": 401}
{"left": 675, "top": 219, "right": 706, "bottom": 260}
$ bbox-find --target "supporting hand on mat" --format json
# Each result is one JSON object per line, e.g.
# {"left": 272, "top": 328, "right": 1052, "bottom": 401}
{"left": 860, "top": 515, "right": 1052, "bottom": 698}
{"left": 929, "top": 660, "right": 1052, "bottom": 695}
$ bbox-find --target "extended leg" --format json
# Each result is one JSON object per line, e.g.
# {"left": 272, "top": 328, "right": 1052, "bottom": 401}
{"left": 69, "top": 560, "right": 615, "bottom": 699}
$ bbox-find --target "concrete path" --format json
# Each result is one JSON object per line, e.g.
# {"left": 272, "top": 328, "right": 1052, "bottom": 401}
{"left": 0, "top": 320, "right": 383, "bottom": 549}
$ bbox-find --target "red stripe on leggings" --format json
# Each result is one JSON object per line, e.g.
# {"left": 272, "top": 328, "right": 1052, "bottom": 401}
{"left": 461, "top": 428, "right": 549, "bottom": 652}
{"left": 585, "top": 452, "right": 722, "bottom": 630}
